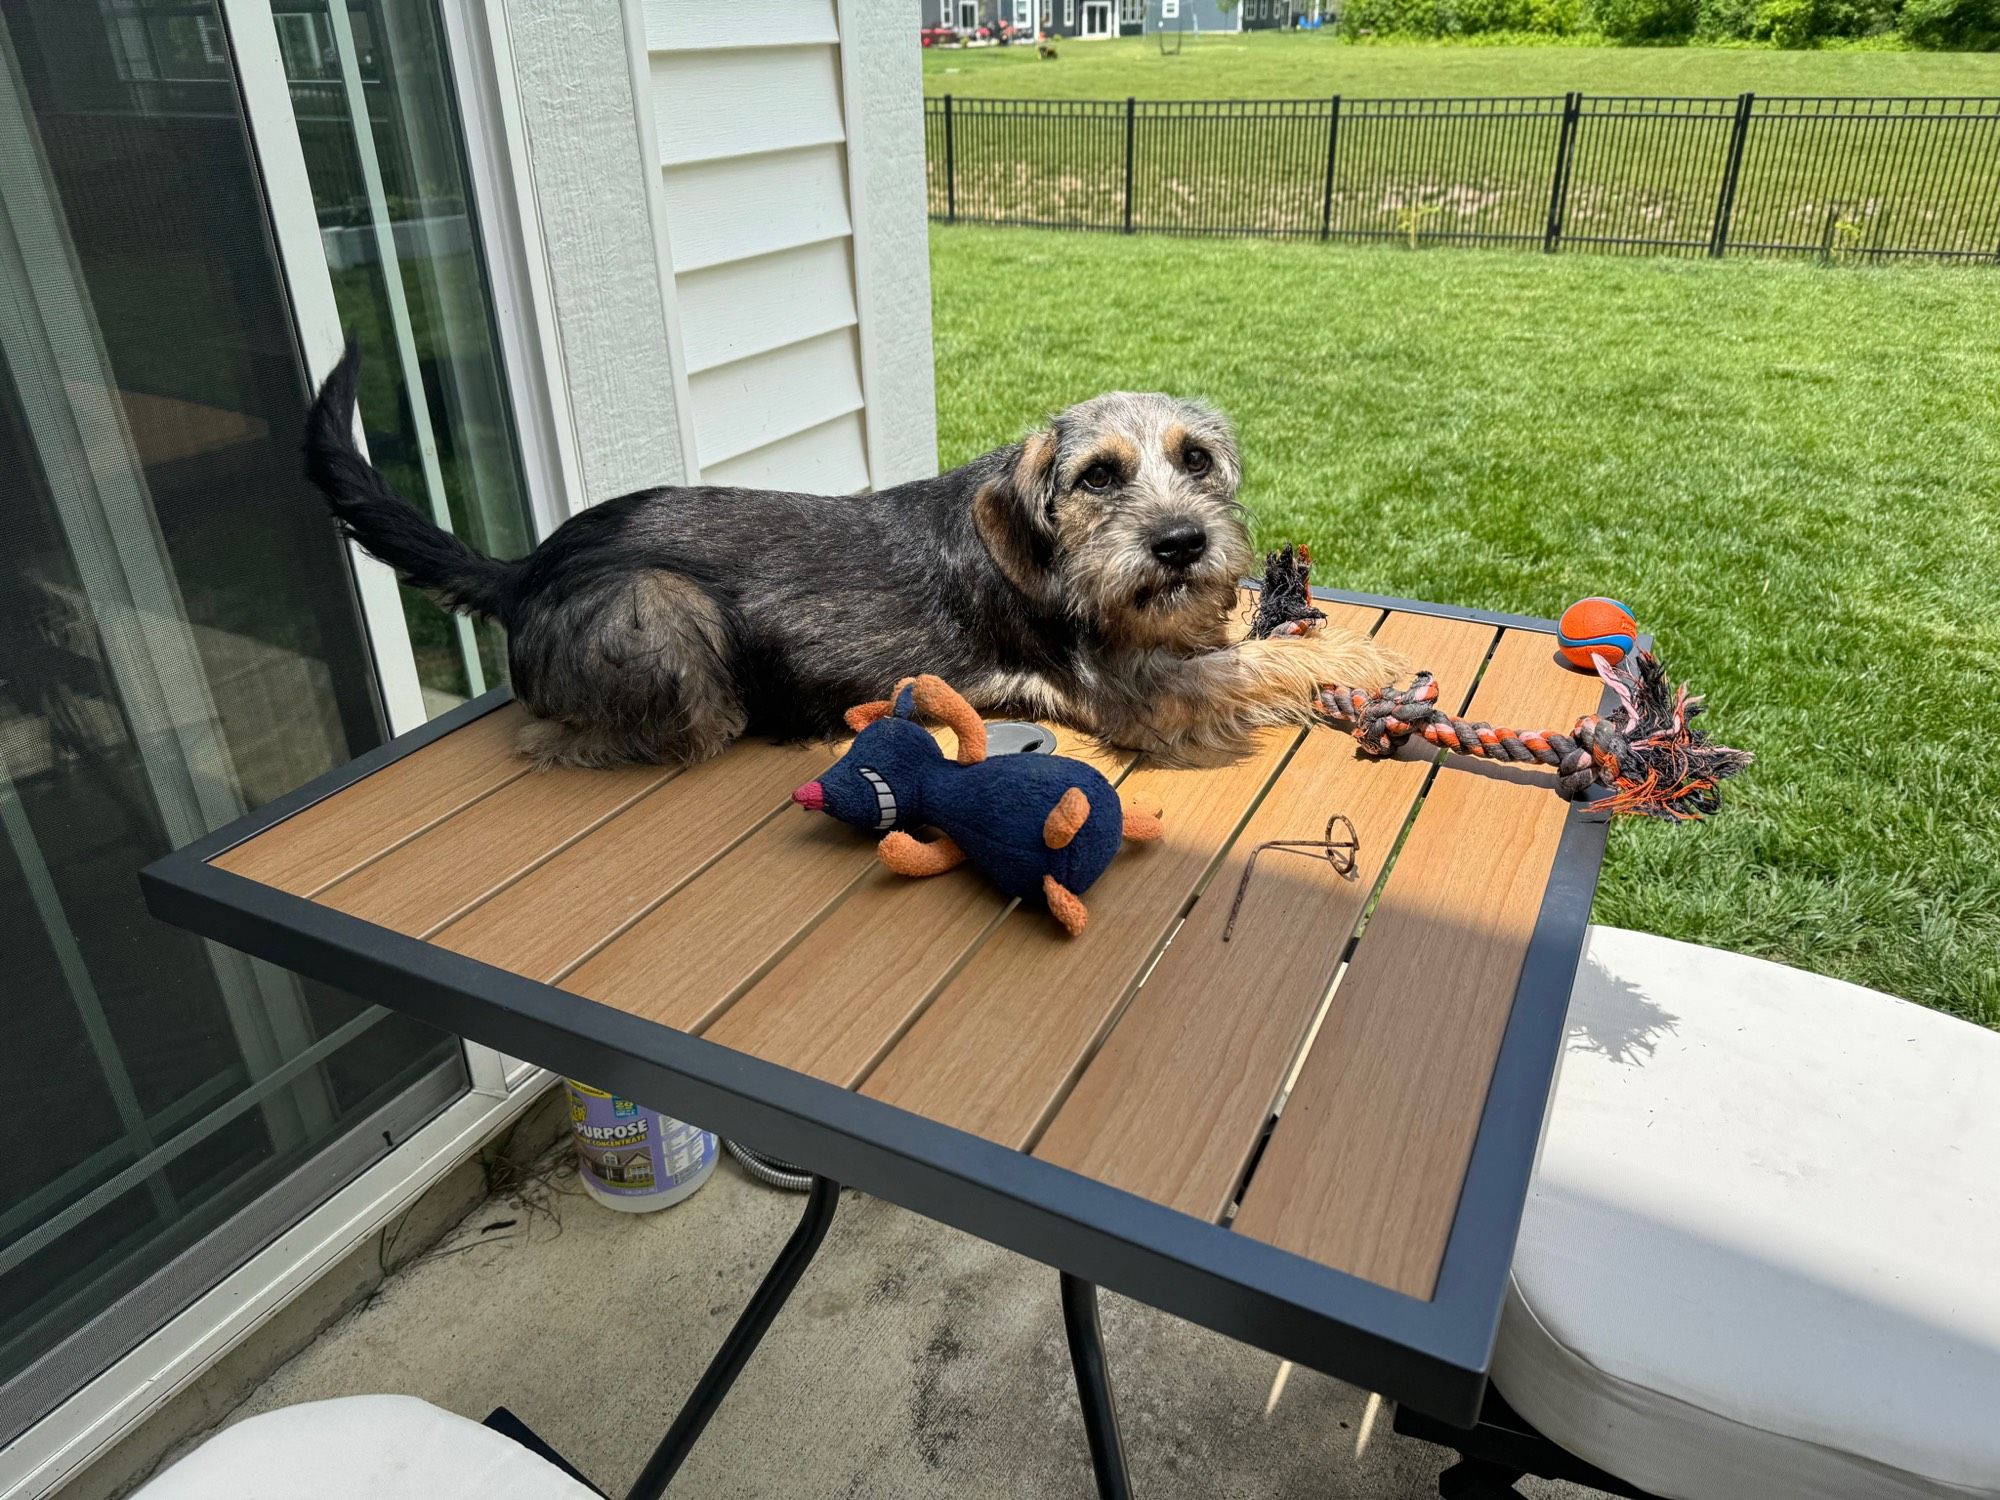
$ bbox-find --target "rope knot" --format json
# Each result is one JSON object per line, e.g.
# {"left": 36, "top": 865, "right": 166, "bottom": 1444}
{"left": 1316, "top": 651, "right": 1751, "bottom": 820}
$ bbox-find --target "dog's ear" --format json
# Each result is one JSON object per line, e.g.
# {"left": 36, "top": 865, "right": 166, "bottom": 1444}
{"left": 974, "top": 427, "right": 1060, "bottom": 596}
{"left": 1011, "top": 426, "right": 1062, "bottom": 521}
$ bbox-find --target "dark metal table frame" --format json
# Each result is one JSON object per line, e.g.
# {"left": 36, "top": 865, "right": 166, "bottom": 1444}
{"left": 141, "top": 588, "right": 1614, "bottom": 1498}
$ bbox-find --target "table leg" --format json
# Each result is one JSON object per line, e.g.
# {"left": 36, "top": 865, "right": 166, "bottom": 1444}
{"left": 1060, "top": 1273, "right": 1133, "bottom": 1500}
{"left": 624, "top": 1174, "right": 840, "bottom": 1500}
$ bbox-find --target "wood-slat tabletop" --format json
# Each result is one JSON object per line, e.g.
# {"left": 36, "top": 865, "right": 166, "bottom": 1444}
{"left": 197, "top": 604, "right": 1608, "bottom": 1312}
{"left": 1032, "top": 608, "right": 1500, "bottom": 1221}
{"left": 1230, "top": 629, "right": 1607, "bottom": 1299}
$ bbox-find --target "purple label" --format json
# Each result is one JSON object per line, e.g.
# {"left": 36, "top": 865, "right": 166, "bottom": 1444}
{"left": 565, "top": 1081, "right": 716, "bottom": 1197}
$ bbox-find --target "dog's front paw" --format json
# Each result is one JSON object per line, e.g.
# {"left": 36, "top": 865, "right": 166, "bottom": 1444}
{"left": 1260, "top": 625, "right": 1406, "bottom": 695}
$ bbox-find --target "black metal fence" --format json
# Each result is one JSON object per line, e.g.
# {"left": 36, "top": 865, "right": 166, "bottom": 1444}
{"left": 925, "top": 93, "right": 2000, "bottom": 262}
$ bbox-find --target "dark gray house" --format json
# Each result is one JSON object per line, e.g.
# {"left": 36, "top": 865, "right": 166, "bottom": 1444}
{"left": 1239, "top": 0, "right": 1301, "bottom": 28}
{"left": 1146, "top": 0, "right": 1246, "bottom": 33}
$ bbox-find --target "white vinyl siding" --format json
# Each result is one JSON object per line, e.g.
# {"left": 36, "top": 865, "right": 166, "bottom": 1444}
{"left": 703, "top": 410, "right": 870, "bottom": 492}
{"left": 649, "top": 45, "right": 846, "bottom": 166}
{"left": 639, "top": 0, "right": 933, "bottom": 493}
{"left": 686, "top": 327, "right": 864, "bottom": 470}
{"left": 676, "top": 238, "right": 858, "bottom": 375}
{"left": 660, "top": 144, "right": 854, "bottom": 272}
{"left": 642, "top": 0, "right": 840, "bottom": 50}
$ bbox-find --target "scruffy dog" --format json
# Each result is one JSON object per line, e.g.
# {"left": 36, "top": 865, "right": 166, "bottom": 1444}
{"left": 305, "top": 344, "right": 1400, "bottom": 767}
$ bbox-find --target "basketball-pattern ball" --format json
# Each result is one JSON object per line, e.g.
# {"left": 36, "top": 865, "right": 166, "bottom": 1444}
{"left": 1557, "top": 597, "right": 1637, "bottom": 672}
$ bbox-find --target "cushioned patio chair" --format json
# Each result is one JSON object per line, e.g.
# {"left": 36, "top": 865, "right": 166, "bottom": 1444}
{"left": 137, "top": 1394, "right": 600, "bottom": 1499}
{"left": 1401, "top": 926, "right": 2000, "bottom": 1500}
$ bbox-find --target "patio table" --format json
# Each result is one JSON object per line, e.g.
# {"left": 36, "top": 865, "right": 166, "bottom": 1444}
{"left": 142, "top": 588, "right": 1615, "bottom": 1499}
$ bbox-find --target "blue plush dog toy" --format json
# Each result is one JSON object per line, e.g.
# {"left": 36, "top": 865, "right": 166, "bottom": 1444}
{"left": 790, "top": 675, "right": 1162, "bottom": 936}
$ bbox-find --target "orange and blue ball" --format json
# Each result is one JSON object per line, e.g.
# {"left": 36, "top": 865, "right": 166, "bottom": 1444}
{"left": 1557, "top": 597, "right": 1637, "bottom": 672}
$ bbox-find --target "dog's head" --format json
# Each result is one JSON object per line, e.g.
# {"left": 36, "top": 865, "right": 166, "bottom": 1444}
{"left": 974, "top": 393, "right": 1251, "bottom": 652}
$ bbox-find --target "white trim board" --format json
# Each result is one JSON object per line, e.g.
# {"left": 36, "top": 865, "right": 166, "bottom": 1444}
{"left": 438, "top": 0, "right": 589, "bottom": 530}
{"left": 620, "top": 0, "right": 704, "bottom": 483}
{"left": 498, "top": 0, "right": 695, "bottom": 502}
{"left": 835, "top": 0, "right": 939, "bottom": 489}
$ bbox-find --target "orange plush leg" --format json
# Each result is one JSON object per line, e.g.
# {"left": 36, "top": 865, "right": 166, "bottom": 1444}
{"left": 878, "top": 831, "right": 967, "bottom": 877}
{"left": 1121, "top": 804, "right": 1164, "bottom": 842}
{"left": 1043, "top": 786, "right": 1091, "bottom": 849}
{"left": 1042, "top": 875, "right": 1088, "bottom": 936}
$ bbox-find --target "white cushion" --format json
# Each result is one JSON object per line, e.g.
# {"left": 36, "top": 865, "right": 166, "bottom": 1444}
{"left": 136, "top": 1395, "right": 598, "bottom": 1500}
{"left": 1494, "top": 927, "right": 2000, "bottom": 1500}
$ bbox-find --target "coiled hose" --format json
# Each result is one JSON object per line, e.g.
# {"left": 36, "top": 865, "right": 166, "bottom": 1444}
{"left": 725, "top": 1140, "right": 813, "bottom": 1192}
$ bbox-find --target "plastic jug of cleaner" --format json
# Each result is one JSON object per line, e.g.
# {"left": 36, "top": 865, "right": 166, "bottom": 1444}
{"left": 564, "top": 1080, "right": 716, "bottom": 1212}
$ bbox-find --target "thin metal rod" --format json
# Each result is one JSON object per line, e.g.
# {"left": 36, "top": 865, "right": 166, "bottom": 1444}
{"left": 625, "top": 1175, "right": 839, "bottom": 1500}
{"left": 1543, "top": 91, "right": 1580, "bottom": 253}
{"left": 1122, "top": 96, "right": 1136, "bottom": 234}
{"left": 1319, "top": 95, "right": 1339, "bottom": 241}
{"left": 1061, "top": 1274, "right": 1132, "bottom": 1500}
{"left": 1708, "top": 91, "right": 1754, "bottom": 259}
{"left": 945, "top": 93, "right": 956, "bottom": 222}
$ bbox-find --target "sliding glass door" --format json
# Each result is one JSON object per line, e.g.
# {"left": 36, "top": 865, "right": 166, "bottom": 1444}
{"left": 276, "top": 0, "right": 532, "bottom": 708}
{"left": 0, "top": 0, "right": 535, "bottom": 1444}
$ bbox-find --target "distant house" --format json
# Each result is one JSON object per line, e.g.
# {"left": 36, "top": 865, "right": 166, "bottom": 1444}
{"left": 1145, "top": 0, "right": 1245, "bottom": 34}
{"left": 1240, "top": 0, "right": 1300, "bottom": 28}
{"left": 920, "top": 0, "right": 996, "bottom": 29}
{"left": 921, "top": 0, "right": 1239, "bottom": 38}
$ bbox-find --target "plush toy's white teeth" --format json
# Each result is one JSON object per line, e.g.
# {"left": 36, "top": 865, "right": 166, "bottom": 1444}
{"left": 857, "top": 767, "right": 897, "bottom": 830}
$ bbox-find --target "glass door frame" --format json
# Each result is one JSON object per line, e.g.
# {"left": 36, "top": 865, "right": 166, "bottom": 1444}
{"left": 2, "top": 1, "right": 569, "bottom": 1491}
{"left": 227, "top": 0, "right": 555, "bottom": 1093}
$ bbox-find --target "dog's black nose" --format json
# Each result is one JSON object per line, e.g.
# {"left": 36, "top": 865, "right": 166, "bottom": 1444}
{"left": 1149, "top": 523, "right": 1208, "bottom": 571}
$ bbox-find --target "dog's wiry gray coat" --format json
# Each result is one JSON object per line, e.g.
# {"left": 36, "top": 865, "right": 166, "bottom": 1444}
{"left": 305, "top": 345, "right": 1401, "bottom": 767}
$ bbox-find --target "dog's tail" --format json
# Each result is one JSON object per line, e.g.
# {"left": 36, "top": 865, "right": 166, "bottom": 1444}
{"left": 305, "top": 338, "right": 517, "bottom": 620}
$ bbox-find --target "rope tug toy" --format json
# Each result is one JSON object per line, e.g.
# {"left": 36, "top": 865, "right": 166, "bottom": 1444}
{"left": 1255, "top": 548, "right": 1753, "bottom": 821}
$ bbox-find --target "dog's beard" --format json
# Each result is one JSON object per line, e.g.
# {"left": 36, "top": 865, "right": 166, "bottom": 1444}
{"left": 1071, "top": 524, "right": 1252, "bottom": 653}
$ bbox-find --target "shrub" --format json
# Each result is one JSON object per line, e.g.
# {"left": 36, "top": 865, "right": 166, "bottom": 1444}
{"left": 1898, "top": 0, "right": 2000, "bottom": 47}
{"left": 1753, "top": 0, "right": 1823, "bottom": 44}
{"left": 1337, "top": 0, "right": 1434, "bottom": 33}
{"left": 1823, "top": 0, "right": 1903, "bottom": 35}
{"left": 1527, "top": 0, "right": 1589, "bottom": 27}
{"left": 1694, "top": 0, "right": 1760, "bottom": 36}
{"left": 1589, "top": 0, "right": 1699, "bottom": 37}
{"left": 1457, "top": 0, "right": 1550, "bottom": 29}
{"left": 1744, "top": 0, "right": 1902, "bottom": 40}
{"left": 1340, "top": 0, "right": 1989, "bottom": 39}
{"left": 1341, "top": 0, "right": 1588, "bottom": 31}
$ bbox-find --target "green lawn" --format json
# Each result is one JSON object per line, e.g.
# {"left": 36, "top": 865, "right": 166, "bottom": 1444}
{"left": 930, "top": 224, "right": 2000, "bottom": 1025}
{"left": 923, "top": 32, "right": 2000, "bottom": 98}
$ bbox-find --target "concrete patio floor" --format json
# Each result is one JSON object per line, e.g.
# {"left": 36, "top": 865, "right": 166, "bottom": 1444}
{"left": 163, "top": 1148, "right": 1592, "bottom": 1499}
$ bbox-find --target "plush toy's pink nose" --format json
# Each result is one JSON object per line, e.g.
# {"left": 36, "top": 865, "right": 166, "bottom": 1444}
{"left": 792, "top": 780, "right": 825, "bottom": 811}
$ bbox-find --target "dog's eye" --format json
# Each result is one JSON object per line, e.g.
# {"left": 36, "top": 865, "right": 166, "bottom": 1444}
{"left": 1183, "top": 446, "right": 1212, "bottom": 476}
{"left": 1079, "top": 463, "right": 1115, "bottom": 494}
